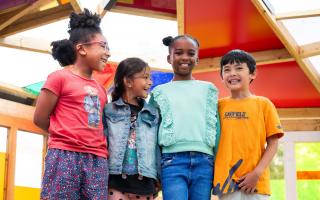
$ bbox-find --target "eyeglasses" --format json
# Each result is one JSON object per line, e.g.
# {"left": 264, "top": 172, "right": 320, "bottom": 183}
{"left": 80, "top": 41, "right": 110, "bottom": 51}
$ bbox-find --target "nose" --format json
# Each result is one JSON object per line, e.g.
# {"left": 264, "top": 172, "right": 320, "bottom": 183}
{"left": 105, "top": 49, "right": 111, "bottom": 58}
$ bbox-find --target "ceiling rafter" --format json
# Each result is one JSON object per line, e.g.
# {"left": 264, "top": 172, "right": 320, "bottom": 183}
{"left": 69, "top": 0, "right": 83, "bottom": 13}
{"left": 299, "top": 41, "right": 320, "bottom": 58}
{"left": 251, "top": 0, "right": 320, "bottom": 92}
{"left": 0, "top": 0, "right": 52, "bottom": 32}
{"left": 0, "top": 36, "right": 51, "bottom": 54}
{"left": 0, "top": 3, "right": 73, "bottom": 38}
{"left": 193, "top": 48, "right": 293, "bottom": 73}
{"left": 276, "top": 9, "right": 320, "bottom": 20}
{"left": 105, "top": 5, "right": 176, "bottom": 20}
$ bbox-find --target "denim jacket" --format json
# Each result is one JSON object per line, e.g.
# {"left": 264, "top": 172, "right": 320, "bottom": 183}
{"left": 102, "top": 98, "right": 160, "bottom": 180}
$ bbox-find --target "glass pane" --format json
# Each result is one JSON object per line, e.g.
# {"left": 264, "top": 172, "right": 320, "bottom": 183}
{"left": 265, "top": 0, "right": 320, "bottom": 14}
{"left": 282, "top": 17, "right": 320, "bottom": 46}
{"left": 308, "top": 55, "right": 320, "bottom": 75}
{"left": 14, "top": 131, "right": 43, "bottom": 200}
{"left": 0, "top": 127, "right": 7, "bottom": 200}
{"left": 295, "top": 143, "right": 320, "bottom": 171}
{"left": 297, "top": 180, "right": 320, "bottom": 200}
{"left": 270, "top": 143, "right": 285, "bottom": 200}
{"left": 295, "top": 143, "right": 320, "bottom": 200}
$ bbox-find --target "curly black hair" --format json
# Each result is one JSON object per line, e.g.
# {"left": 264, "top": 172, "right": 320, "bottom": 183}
{"left": 51, "top": 8, "right": 103, "bottom": 66}
{"left": 162, "top": 35, "right": 200, "bottom": 52}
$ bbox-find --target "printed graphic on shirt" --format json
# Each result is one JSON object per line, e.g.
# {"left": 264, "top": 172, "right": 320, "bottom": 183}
{"left": 224, "top": 112, "right": 248, "bottom": 119}
{"left": 83, "top": 86, "right": 101, "bottom": 127}
{"left": 213, "top": 159, "right": 243, "bottom": 197}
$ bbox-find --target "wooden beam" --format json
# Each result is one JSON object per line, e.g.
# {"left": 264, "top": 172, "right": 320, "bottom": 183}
{"left": 0, "top": 0, "right": 52, "bottom": 32}
{"left": 277, "top": 108, "right": 320, "bottom": 131}
{"left": 108, "top": 5, "right": 176, "bottom": 21}
{"left": 277, "top": 108, "right": 320, "bottom": 118}
{"left": 276, "top": 9, "right": 320, "bottom": 20}
{"left": 5, "top": 127, "right": 18, "bottom": 200}
{"left": 69, "top": 0, "right": 83, "bottom": 13}
{"left": 0, "top": 82, "right": 37, "bottom": 101}
{"left": 176, "top": 0, "right": 184, "bottom": 34}
{"left": 251, "top": 0, "right": 320, "bottom": 92}
{"left": 299, "top": 41, "right": 320, "bottom": 58}
{"left": 0, "top": 3, "right": 73, "bottom": 38}
{"left": 193, "top": 48, "right": 293, "bottom": 73}
{"left": 0, "top": 36, "right": 51, "bottom": 54}
{"left": 98, "top": 0, "right": 117, "bottom": 15}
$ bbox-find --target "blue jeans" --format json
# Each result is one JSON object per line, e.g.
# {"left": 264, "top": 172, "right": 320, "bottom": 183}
{"left": 161, "top": 151, "right": 214, "bottom": 200}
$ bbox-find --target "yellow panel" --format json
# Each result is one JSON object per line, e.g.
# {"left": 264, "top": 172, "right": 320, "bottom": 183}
{"left": 14, "top": 186, "right": 40, "bottom": 200}
{"left": 0, "top": 152, "right": 6, "bottom": 200}
{"left": 118, "top": 0, "right": 134, "bottom": 4}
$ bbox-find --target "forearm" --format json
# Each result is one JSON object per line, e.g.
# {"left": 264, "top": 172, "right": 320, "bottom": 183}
{"left": 254, "top": 135, "right": 279, "bottom": 176}
{"left": 33, "top": 117, "right": 50, "bottom": 132}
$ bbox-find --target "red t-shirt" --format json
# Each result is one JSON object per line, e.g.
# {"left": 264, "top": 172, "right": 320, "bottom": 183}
{"left": 43, "top": 68, "right": 108, "bottom": 158}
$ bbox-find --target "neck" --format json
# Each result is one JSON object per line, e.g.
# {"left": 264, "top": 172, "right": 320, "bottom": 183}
{"left": 230, "top": 90, "right": 252, "bottom": 99}
{"left": 122, "top": 93, "right": 139, "bottom": 106}
{"left": 172, "top": 74, "right": 194, "bottom": 81}
{"left": 70, "top": 61, "right": 93, "bottom": 79}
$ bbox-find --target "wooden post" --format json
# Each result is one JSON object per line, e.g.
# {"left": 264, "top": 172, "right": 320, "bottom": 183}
{"left": 5, "top": 127, "right": 17, "bottom": 200}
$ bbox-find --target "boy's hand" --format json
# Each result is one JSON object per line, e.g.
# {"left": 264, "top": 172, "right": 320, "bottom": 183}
{"left": 238, "top": 170, "right": 259, "bottom": 193}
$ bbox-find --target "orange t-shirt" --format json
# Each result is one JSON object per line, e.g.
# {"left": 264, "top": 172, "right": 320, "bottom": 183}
{"left": 213, "top": 96, "right": 284, "bottom": 196}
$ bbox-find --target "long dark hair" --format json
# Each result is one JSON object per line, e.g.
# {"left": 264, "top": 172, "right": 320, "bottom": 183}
{"left": 111, "top": 57, "right": 148, "bottom": 102}
{"left": 51, "top": 8, "right": 102, "bottom": 66}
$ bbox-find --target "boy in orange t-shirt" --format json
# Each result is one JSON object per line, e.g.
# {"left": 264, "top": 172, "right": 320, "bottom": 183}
{"left": 213, "top": 49, "right": 284, "bottom": 200}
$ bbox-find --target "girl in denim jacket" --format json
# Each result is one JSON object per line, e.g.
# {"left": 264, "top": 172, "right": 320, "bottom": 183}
{"left": 103, "top": 57, "right": 160, "bottom": 200}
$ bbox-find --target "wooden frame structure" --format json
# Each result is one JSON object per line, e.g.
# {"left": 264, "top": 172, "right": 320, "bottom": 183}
{"left": 251, "top": 0, "right": 320, "bottom": 92}
{"left": 0, "top": 99, "right": 46, "bottom": 200}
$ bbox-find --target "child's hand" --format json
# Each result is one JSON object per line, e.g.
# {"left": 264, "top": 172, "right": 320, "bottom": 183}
{"left": 238, "top": 170, "right": 259, "bottom": 193}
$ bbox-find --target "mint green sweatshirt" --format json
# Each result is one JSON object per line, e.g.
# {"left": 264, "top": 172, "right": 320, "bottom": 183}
{"left": 149, "top": 80, "right": 220, "bottom": 155}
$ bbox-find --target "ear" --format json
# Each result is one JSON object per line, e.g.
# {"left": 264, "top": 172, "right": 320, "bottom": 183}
{"left": 250, "top": 70, "right": 257, "bottom": 81}
{"left": 123, "top": 77, "right": 133, "bottom": 88}
{"left": 167, "top": 55, "right": 171, "bottom": 64}
{"left": 76, "top": 44, "right": 87, "bottom": 56}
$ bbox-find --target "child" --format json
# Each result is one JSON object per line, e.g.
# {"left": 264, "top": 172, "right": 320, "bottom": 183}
{"left": 103, "top": 57, "right": 160, "bottom": 200}
{"left": 33, "top": 9, "right": 111, "bottom": 199}
{"left": 213, "top": 49, "right": 284, "bottom": 200}
{"left": 149, "top": 35, "right": 220, "bottom": 200}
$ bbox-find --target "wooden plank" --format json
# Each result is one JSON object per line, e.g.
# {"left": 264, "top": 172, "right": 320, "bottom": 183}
{"left": 0, "top": 3, "right": 73, "bottom": 38}
{"left": 252, "top": 0, "right": 320, "bottom": 92}
{"left": 5, "top": 127, "right": 17, "bottom": 200}
{"left": 176, "top": 0, "right": 184, "bottom": 35}
{"left": 0, "top": 0, "right": 52, "bottom": 32}
{"left": 108, "top": 5, "right": 176, "bottom": 21}
{"left": 0, "top": 36, "right": 51, "bottom": 54}
{"left": 277, "top": 108, "right": 320, "bottom": 119}
{"left": 280, "top": 118, "right": 320, "bottom": 131}
{"left": 299, "top": 41, "right": 320, "bottom": 58}
{"left": 193, "top": 48, "right": 293, "bottom": 73}
{"left": 69, "top": 0, "right": 83, "bottom": 13}
{"left": 297, "top": 171, "right": 320, "bottom": 180}
{"left": 0, "top": 82, "right": 37, "bottom": 101}
{"left": 276, "top": 9, "right": 320, "bottom": 20}
{"left": 97, "top": 0, "right": 117, "bottom": 15}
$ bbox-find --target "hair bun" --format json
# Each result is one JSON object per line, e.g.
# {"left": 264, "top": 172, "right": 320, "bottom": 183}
{"left": 51, "top": 39, "right": 76, "bottom": 66}
{"left": 162, "top": 36, "right": 174, "bottom": 46}
{"left": 68, "top": 8, "right": 101, "bottom": 32}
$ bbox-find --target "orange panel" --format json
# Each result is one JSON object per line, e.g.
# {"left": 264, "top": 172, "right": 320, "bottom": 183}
{"left": 184, "top": 0, "right": 284, "bottom": 58}
{"left": 193, "top": 61, "right": 320, "bottom": 108}
{"left": 297, "top": 171, "right": 320, "bottom": 180}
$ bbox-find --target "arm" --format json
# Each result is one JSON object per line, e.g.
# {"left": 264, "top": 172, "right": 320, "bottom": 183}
{"left": 33, "top": 89, "right": 58, "bottom": 132}
{"left": 238, "top": 135, "right": 279, "bottom": 193}
{"left": 214, "top": 111, "right": 221, "bottom": 155}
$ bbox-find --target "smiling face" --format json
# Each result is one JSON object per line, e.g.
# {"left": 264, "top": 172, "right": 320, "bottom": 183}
{"left": 80, "top": 33, "right": 111, "bottom": 72}
{"left": 167, "top": 37, "right": 199, "bottom": 80}
{"left": 221, "top": 62, "right": 256, "bottom": 93}
{"left": 127, "top": 67, "right": 152, "bottom": 99}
